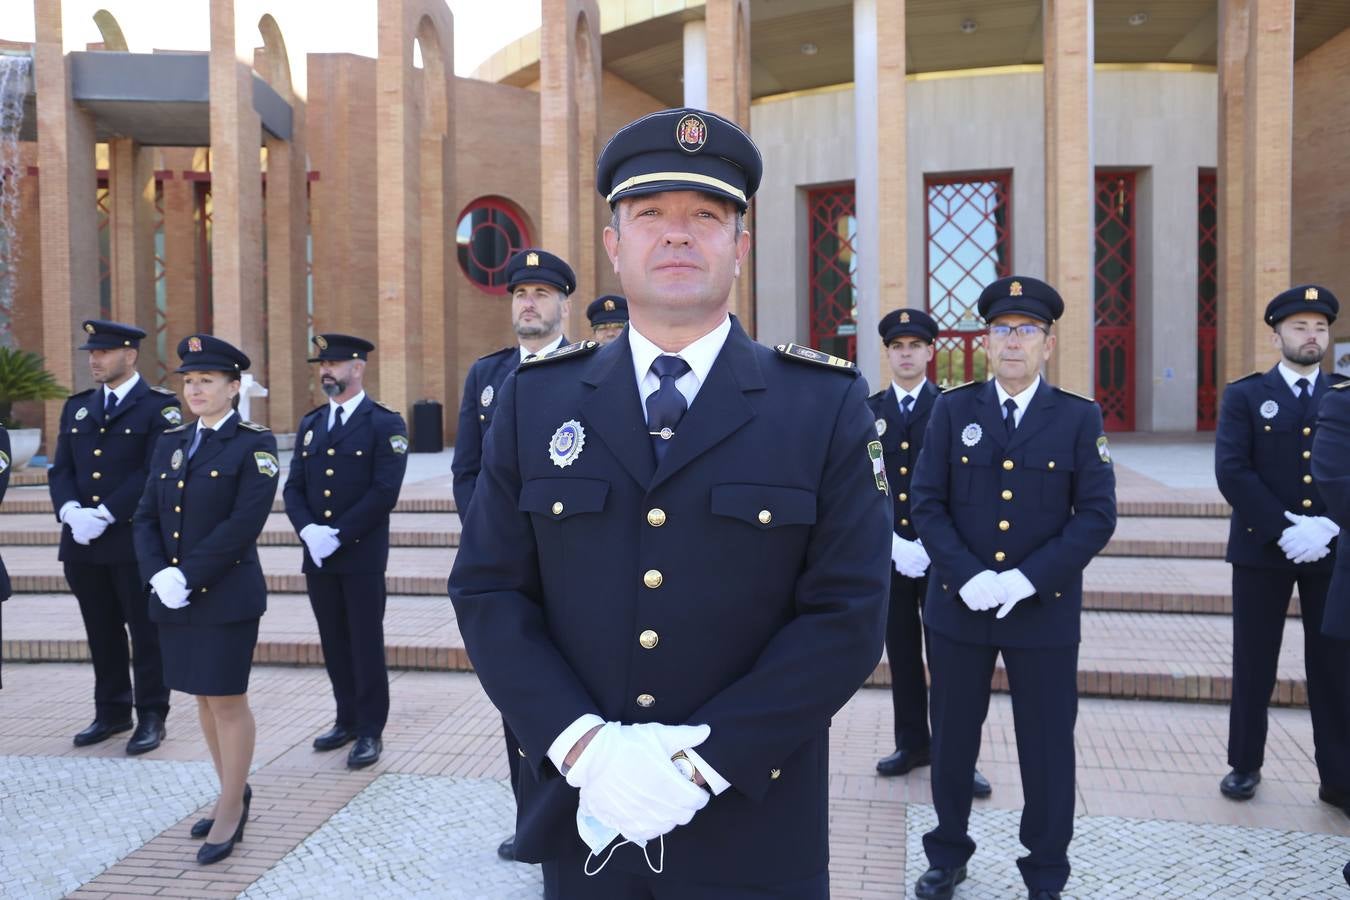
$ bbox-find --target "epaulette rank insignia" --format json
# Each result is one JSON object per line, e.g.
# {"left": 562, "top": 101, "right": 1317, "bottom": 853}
{"left": 943, "top": 380, "right": 977, "bottom": 393}
{"left": 1055, "top": 386, "right": 1095, "bottom": 402}
{"left": 1332, "top": 380, "right": 1350, "bottom": 390}
{"left": 151, "top": 384, "right": 176, "bottom": 395}
{"left": 775, "top": 343, "right": 858, "bottom": 374}
{"left": 1229, "top": 371, "right": 1262, "bottom": 384}
{"left": 521, "top": 341, "right": 599, "bottom": 366}
{"left": 163, "top": 424, "right": 188, "bottom": 434}
{"left": 375, "top": 399, "right": 400, "bottom": 414}
{"left": 237, "top": 420, "right": 269, "bottom": 432}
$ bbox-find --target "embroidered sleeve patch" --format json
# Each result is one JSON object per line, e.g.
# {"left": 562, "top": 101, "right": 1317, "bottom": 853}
{"left": 254, "top": 452, "right": 279, "bottom": 477}
{"left": 1096, "top": 435, "right": 1111, "bottom": 464}
{"left": 162, "top": 407, "right": 182, "bottom": 426}
{"left": 0, "top": 450, "right": 9, "bottom": 473}
{"left": 868, "top": 440, "right": 889, "bottom": 494}
{"left": 390, "top": 435, "right": 409, "bottom": 455}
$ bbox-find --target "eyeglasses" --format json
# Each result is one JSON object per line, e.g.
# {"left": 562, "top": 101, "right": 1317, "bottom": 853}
{"left": 989, "top": 324, "right": 1049, "bottom": 340}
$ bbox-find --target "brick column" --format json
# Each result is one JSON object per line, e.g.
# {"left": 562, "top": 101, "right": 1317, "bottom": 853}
{"left": 160, "top": 150, "right": 199, "bottom": 369}
{"left": 107, "top": 138, "right": 158, "bottom": 378}
{"left": 1043, "top": 0, "right": 1094, "bottom": 396}
{"left": 35, "top": 0, "right": 99, "bottom": 451}
{"left": 208, "top": 0, "right": 265, "bottom": 400}
{"left": 705, "top": 0, "right": 753, "bottom": 330}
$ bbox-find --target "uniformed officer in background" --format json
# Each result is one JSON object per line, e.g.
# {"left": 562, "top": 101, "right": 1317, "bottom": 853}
{"left": 869, "top": 309, "right": 991, "bottom": 801}
{"left": 50, "top": 320, "right": 180, "bottom": 754}
{"left": 451, "top": 247, "right": 574, "bottom": 861}
{"left": 448, "top": 106, "right": 889, "bottom": 899}
{"left": 1214, "top": 286, "right": 1350, "bottom": 814}
{"left": 588, "top": 295, "right": 629, "bottom": 346}
{"left": 0, "top": 426, "right": 11, "bottom": 689}
{"left": 284, "top": 334, "right": 409, "bottom": 770}
{"left": 1312, "top": 375, "right": 1350, "bottom": 648}
{"left": 910, "top": 277, "right": 1117, "bottom": 900}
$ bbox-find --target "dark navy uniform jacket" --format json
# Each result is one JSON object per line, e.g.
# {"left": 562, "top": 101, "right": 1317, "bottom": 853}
{"left": 133, "top": 415, "right": 278, "bottom": 626}
{"left": 0, "top": 427, "right": 10, "bottom": 600}
{"left": 1215, "top": 366, "right": 1347, "bottom": 572}
{"left": 283, "top": 397, "right": 409, "bottom": 573}
{"left": 49, "top": 378, "right": 181, "bottom": 564}
{"left": 911, "top": 379, "right": 1117, "bottom": 649}
{"left": 452, "top": 347, "right": 520, "bottom": 516}
{"left": 447, "top": 320, "right": 889, "bottom": 884}
{"left": 867, "top": 381, "right": 940, "bottom": 541}
{"left": 1312, "top": 381, "right": 1350, "bottom": 640}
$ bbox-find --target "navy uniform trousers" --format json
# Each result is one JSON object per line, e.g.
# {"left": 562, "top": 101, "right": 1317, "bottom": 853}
{"left": 912, "top": 379, "right": 1116, "bottom": 893}
{"left": 1216, "top": 368, "right": 1350, "bottom": 790}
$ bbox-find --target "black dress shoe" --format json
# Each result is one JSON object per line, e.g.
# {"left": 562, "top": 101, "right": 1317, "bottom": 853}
{"left": 197, "top": 790, "right": 249, "bottom": 866}
{"left": 497, "top": 835, "right": 516, "bottom": 861}
{"left": 973, "top": 769, "right": 992, "bottom": 799}
{"left": 915, "top": 865, "right": 966, "bottom": 900}
{"left": 1319, "top": 784, "right": 1350, "bottom": 815}
{"left": 73, "top": 718, "right": 134, "bottom": 748}
{"left": 877, "top": 747, "right": 932, "bottom": 776}
{"left": 1028, "top": 891, "right": 1061, "bottom": 900}
{"left": 347, "top": 736, "right": 382, "bottom": 769}
{"left": 1219, "top": 769, "right": 1261, "bottom": 800}
{"left": 313, "top": 724, "right": 357, "bottom": 751}
{"left": 126, "top": 713, "right": 166, "bottom": 756}
{"left": 191, "top": 784, "right": 251, "bottom": 839}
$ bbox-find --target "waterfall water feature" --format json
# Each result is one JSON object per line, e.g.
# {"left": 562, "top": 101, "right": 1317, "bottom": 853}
{"left": 0, "top": 55, "right": 31, "bottom": 346}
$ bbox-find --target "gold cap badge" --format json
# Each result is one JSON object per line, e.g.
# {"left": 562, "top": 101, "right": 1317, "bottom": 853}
{"left": 315, "top": 335, "right": 329, "bottom": 350}
{"left": 604, "top": 299, "right": 616, "bottom": 312}
{"left": 526, "top": 252, "right": 539, "bottom": 267}
{"left": 1010, "top": 281, "right": 1023, "bottom": 297}
{"left": 1306, "top": 287, "right": 1319, "bottom": 301}
{"left": 900, "top": 311, "right": 910, "bottom": 323}
{"left": 84, "top": 323, "right": 96, "bottom": 334}
{"left": 187, "top": 336, "right": 203, "bottom": 353}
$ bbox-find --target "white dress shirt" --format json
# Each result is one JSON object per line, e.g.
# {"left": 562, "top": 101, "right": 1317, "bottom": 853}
{"left": 327, "top": 390, "right": 366, "bottom": 431}
{"left": 519, "top": 333, "right": 566, "bottom": 365}
{"left": 995, "top": 375, "right": 1041, "bottom": 428}
{"left": 1276, "top": 361, "right": 1318, "bottom": 398}
{"left": 891, "top": 379, "right": 927, "bottom": 413}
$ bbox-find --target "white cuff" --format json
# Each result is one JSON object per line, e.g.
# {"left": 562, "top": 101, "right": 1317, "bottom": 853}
{"left": 681, "top": 746, "right": 731, "bottom": 795}
{"left": 58, "top": 501, "right": 80, "bottom": 522}
{"left": 547, "top": 713, "right": 606, "bottom": 772}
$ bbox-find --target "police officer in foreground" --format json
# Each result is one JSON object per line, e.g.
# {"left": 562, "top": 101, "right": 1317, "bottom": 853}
{"left": 869, "top": 309, "right": 992, "bottom": 801}
{"left": 448, "top": 107, "right": 889, "bottom": 899}
{"left": 50, "top": 320, "right": 180, "bottom": 753}
{"left": 910, "top": 277, "right": 1117, "bottom": 900}
{"left": 587, "top": 295, "right": 629, "bottom": 346}
{"left": 1215, "top": 286, "right": 1350, "bottom": 813}
{"left": 452, "top": 247, "right": 574, "bottom": 861}
{"left": 284, "top": 334, "right": 409, "bottom": 770}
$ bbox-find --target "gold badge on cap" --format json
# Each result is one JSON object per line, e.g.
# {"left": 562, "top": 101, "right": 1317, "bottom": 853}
{"left": 84, "top": 323, "right": 96, "bottom": 334}
{"left": 1306, "top": 287, "right": 1319, "bottom": 301}
{"left": 900, "top": 311, "right": 910, "bottom": 323}
{"left": 188, "top": 336, "right": 203, "bottom": 353}
{"left": 526, "top": 252, "right": 540, "bottom": 267}
{"left": 315, "top": 335, "right": 329, "bottom": 350}
{"left": 1010, "top": 281, "right": 1023, "bottom": 297}
{"left": 675, "top": 113, "right": 708, "bottom": 154}
{"left": 604, "top": 299, "right": 616, "bottom": 312}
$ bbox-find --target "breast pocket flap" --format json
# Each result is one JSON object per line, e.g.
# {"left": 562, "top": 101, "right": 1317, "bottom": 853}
{"left": 711, "top": 483, "right": 817, "bottom": 528}
{"left": 519, "top": 477, "right": 609, "bottom": 520}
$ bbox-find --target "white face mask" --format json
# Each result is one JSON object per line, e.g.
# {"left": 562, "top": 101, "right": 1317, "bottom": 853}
{"left": 576, "top": 807, "right": 665, "bottom": 877}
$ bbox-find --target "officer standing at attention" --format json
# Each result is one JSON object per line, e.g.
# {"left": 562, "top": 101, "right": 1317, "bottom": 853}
{"left": 0, "top": 426, "right": 10, "bottom": 689}
{"left": 1214, "top": 285, "right": 1350, "bottom": 813}
{"left": 50, "top": 320, "right": 180, "bottom": 753}
{"left": 451, "top": 247, "right": 573, "bottom": 861}
{"left": 910, "top": 277, "right": 1116, "bottom": 900}
{"left": 284, "top": 334, "right": 409, "bottom": 770}
{"left": 449, "top": 107, "right": 889, "bottom": 900}
{"left": 588, "top": 295, "right": 629, "bottom": 346}
{"left": 869, "top": 309, "right": 992, "bottom": 801}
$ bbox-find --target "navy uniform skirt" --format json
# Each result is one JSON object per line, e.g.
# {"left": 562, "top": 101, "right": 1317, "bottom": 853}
{"left": 158, "top": 618, "right": 259, "bottom": 696}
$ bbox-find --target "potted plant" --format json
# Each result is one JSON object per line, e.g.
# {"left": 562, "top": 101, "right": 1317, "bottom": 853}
{"left": 0, "top": 346, "right": 69, "bottom": 469}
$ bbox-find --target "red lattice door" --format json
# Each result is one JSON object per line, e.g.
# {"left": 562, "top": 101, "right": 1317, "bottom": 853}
{"left": 1094, "top": 172, "right": 1136, "bottom": 432}
{"left": 925, "top": 173, "right": 1012, "bottom": 385}
{"left": 1196, "top": 172, "right": 1218, "bottom": 431}
{"left": 807, "top": 186, "right": 858, "bottom": 361}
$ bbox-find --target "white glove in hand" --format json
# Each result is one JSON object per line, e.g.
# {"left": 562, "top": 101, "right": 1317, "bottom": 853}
{"left": 994, "top": 568, "right": 1036, "bottom": 619}
{"left": 150, "top": 567, "right": 190, "bottom": 609}
{"left": 1279, "top": 512, "right": 1334, "bottom": 564}
{"left": 63, "top": 506, "right": 109, "bottom": 546}
{"left": 299, "top": 523, "right": 342, "bottom": 567}
{"left": 566, "top": 721, "right": 711, "bottom": 844}
{"left": 891, "top": 534, "right": 931, "bottom": 578}
{"left": 958, "top": 570, "right": 1006, "bottom": 612}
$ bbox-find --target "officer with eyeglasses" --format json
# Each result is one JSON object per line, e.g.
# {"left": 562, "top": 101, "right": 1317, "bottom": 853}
{"left": 910, "top": 276, "right": 1117, "bottom": 900}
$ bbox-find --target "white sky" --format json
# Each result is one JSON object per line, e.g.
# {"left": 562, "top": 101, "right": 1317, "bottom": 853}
{"left": 0, "top": 0, "right": 541, "bottom": 77}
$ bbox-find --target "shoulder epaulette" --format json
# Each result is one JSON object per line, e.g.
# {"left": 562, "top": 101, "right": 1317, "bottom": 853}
{"left": 163, "top": 423, "right": 188, "bottom": 434}
{"left": 238, "top": 420, "right": 270, "bottom": 432}
{"left": 477, "top": 346, "right": 515, "bottom": 362}
{"left": 1228, "top": 371, "right": 1261, "bottom": 385}
{"left": 150, "top": 384, "right": 176, "bottom": 396}
{"left": 1332, "top": 379, "right": 1350, "bottom": 390}
{"left": 774, "top": 343, "right": 858, "bottom": 375}
{"left": 1054, "top": 386, "right": 1096, "bottom": 402}
{"left": 373, "top": 399, "right": 401, "bottom": 414}
{"left": 520, "top": 340, "right": 599, "bottom": 368}
{"left": 868, "top": 389, "right": 887, "bottom": 401}
{"left": 68, "top": 388, "right": 96, "bottom": 399}
{"left": 942, "top": 381, "right": 978, "bottom": 393}
{"left": 304, "top": 404, "right": 327, "bottom": 418}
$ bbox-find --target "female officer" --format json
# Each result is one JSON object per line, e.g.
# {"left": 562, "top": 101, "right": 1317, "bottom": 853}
{"left": 134, "top": 335, "right": 278, "bottom": 866}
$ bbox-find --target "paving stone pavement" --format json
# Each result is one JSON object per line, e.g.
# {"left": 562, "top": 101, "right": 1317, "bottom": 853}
{"left": 902, "top": 803, "right": 1350, "bottom": 899}
{"left": 0, "top": 756, "right": 218, "bottom": 899}
{"left": 240, "top": 774, "right": 541, "bottom": 899}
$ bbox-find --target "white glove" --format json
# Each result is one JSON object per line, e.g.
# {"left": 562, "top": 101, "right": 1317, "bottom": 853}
{"left": 299, "top": 523, "right": 341, "bottom": 566}
{"left": 1279, "top": 512, "right": 1334, "bottom": 565}
{"left": 994, "top": 568, "right": 1037, "bottom": 619}
{"left": 150, "top": 567, "right": 190, "bottom": 610}
{"left": 63, "top": 506, "right": 110, "bottom": 546}
{"left": 958, "top": 570, "right": 1006, "bottom": 612}
{"left": 566, "top": 721, "right": 711, "bottom": 844}
{"left": 891, "top": 534, "right": 931, "bottom": 578}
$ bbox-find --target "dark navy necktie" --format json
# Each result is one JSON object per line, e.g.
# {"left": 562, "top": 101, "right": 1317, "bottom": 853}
{"left": 333, "top": 405, "right": 345, "bottom": 433}
{"left": 104, "top": 391, "right": 118, "bottom": 417}
{"left": 1003, "top": 398, "right": 1018, "bottom": 438}
{"left": 900, "top": 394, "right": 914, "bottom": 425}
{"left": 1296, "top": 377, "right": 1311, "bottom": 418}
{"left": 646, "top": 355, "right": 691, "bottom": 463}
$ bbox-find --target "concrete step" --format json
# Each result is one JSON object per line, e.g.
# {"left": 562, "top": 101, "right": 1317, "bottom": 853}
{"left": 1101, "top": 517, "right": 1229, "bottom": 559}
{"left": 0, "top": 512, "right": 461, "bottom": 548}
{"left": 0, "top": 595, "right": 1309, "bottom": 708}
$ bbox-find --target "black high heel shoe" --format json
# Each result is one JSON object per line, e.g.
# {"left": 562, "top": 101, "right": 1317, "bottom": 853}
{"left": 196, "top": 787, "right": 250, "bottom": 865}
{"left": 190, "top": 783, "right": 250, "bottom": 839}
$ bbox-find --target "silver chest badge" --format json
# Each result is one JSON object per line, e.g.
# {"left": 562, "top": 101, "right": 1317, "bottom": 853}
{"left": 961, "top": 422, "right": 983, "bottom": 447}
{"left": 170, "top": 448, "right": 184, "bottom": 471}
{"left": 875, "top": 418, "right": 887, "bottom": 437}
{"left": 548, "top": 420, "right": 586, "bottom": 469}
{"left": 481, "top": 384, "right": 495, "bottom": 408}
{"left": 75, "top": 407, "right": 89, "bottom": 421}
{"left": 303, "top": 430, "right": 313, "bottom": 447}
{"left": 1259, "top": 399, "right": 1279, "bottom": 420}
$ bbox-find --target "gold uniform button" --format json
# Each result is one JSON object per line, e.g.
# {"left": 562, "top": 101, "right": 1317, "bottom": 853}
{"left": 647, "top": 508, "right": 666, "bottom": 527}
{"left": 994, "top": 551, "right": 1006, "bottom": 562}
{"left": 171, "top": 557, "right": 178, "bottom": 565}
{"left": 1303, "top": 451, "right": 1311, "bottom": 459}
{"left": 91, "top": 495, "right": 100, "bottom": 503}
{"left": 770, "top": 768, "right": 781, "bottom": 780}
{"left": 326, "top": 469, "right": 335, "bottom": 476}
{"left": 174, "top": 505, "right": 181, "bottom": 513}
{"left": 1055, "top": 592, "right": 1063, "bottom": 598}
{"left": 161, "top": 473, "right": 166, "bottom": 479}
{"left": 327, "top": 448, "right": 336, "bottom": 456}
{"left": 897, "top": 493, "right": 908, "bottom": 502}
{"left": 961, "top": 456, "right": 969, "bottom": 464}
{"left": 1048, "top": 461, "right": 1056, "bottom": 469}
{"left": 639, "top": 630, "right": 659, "bottom": 649}
{"left": 900, "top": 441, "right": 910, "bottom": 451}
{"left": 210, "top": 470, "right": 219, "bottom": 478}
{"left": 92, "top": 472, "right": 101, "bottom": 480}
{"left": 1303, "top": 426, "right": 1312, "bottom": 436}
{"left": 1002, "top": 459, "right": 1014, "bottom": 470}
{"left": 643, "top": 569, "right": 663, "bottom": 589}
{"left": 758, "top": 509, "right": 772, "bottom": 525}
{"left": 1302, "top": 499, "right": 1313, "bottom": 508}
{"left": 99, "top": 428, "right": 106, "bottom": 434}
{"left": 551, "top": 501, "right": 564, "bottom": 515}
{"left": 356, "top": 450, "right": 363, "bottom": 456}
{"left": 324, "top": 489, "right": 332, "bottom": 498}
{"left": 899, "top": 466, "right": 908, "bottom": 475}
{"left": 1303, "top": 475, "right": 1313, "bottom": 484}
{"left": 93, "top": 449, "right": 102, "bottom": 457}
{"left": 636, "top": 693, "right": 655, "bottom": 708}
{"left": 900, "top": 518, "right": 909, "bottom": 526}
{"left": 1264, "top": 425, "right": 1272, "bottom": 432}
{"left": 479, "top": 414, "right": 486, "bottom": 421}
{"left": 324, "top": 510, "right": 334, "bottom": 518}
{"left": 177, "top": 480, "right": 184, "bottom": 489}
{"left": 172, "top": 531, "right": 179, "bottom": 539}
{"left": 1001, "top": 489, "right": 1013, "bottom": 500}
{"left": 999, "top": 520, "right": 1010, "bottom": 531}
